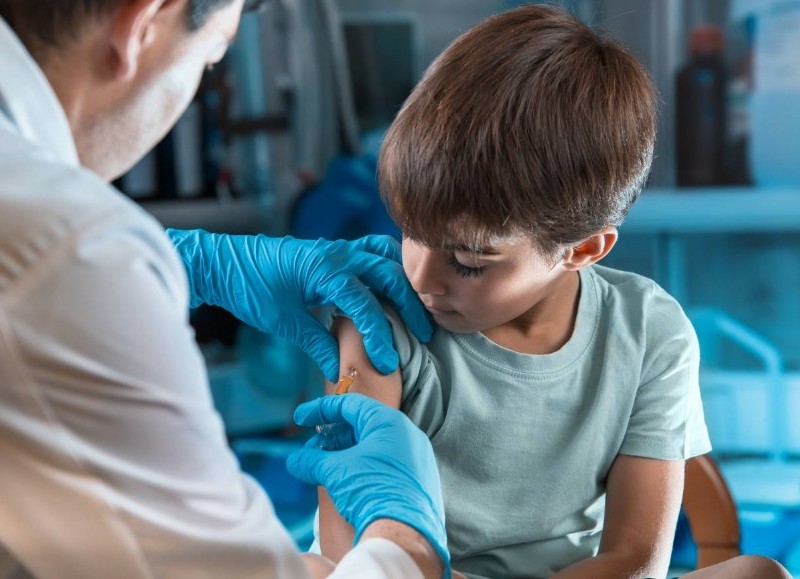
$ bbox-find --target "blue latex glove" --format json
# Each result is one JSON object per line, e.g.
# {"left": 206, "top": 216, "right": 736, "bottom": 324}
{"left": 167, "top": 230, "right": 433, "bottom": 381}
{"left": 287, "top": 394, "right": 450, "bottom": 578}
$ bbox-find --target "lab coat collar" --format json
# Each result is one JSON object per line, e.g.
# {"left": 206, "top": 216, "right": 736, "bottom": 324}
{"left": 0, "top": 17, "right": 80, "bottom": 167}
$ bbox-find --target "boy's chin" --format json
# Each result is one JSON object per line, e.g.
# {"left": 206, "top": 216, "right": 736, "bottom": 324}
{"left": 430, "top": 313, "right": 481, "bottom": 334}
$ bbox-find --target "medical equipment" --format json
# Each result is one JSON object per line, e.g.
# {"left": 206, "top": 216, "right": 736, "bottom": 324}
{"left": 315, "top": 367, "right": 358, "bottom": 449}
{"left": 334, "top": 367, "right": 358, "bottom": 395}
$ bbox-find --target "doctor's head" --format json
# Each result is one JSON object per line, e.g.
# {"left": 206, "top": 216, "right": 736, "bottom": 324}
{"left": 0, "top": 0, "right": 251, "bottom": 180}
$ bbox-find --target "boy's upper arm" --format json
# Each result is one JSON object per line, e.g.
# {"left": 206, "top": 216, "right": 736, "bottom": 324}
{"left": 599, "top": 455, "right": 685, "bottom": 576}
{"left": 328, "top": 316, "right": 403, "bottom": 409}
{"left": 621, "top": 294, "right": 710, "bottom": 461}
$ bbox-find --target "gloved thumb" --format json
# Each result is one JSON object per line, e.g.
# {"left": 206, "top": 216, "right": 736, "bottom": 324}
{"left": 166, "top": 228, "right": 210, "bottom": 309}
{"left": 294, "top": 394, "right": 384, "bottom": 433}
{"left": 348, "top": 234, "right": 402, "bottom": 263}
{"left": 286, "top": 447, "right": 329, "bottom": 486}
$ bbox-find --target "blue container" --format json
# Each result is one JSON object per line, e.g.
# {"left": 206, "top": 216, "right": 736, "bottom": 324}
{"left": 745, "top": 0, "right": 800, "bottom": 186}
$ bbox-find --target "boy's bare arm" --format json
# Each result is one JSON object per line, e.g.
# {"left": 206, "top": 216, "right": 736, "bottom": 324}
{"left": 301, "top": 553, "right": 336, "bottom": 577}
{"left": 317, "top": 316, "right": 404, "bottom": 563}
{"left": 550, "top": 455, "right": 684, "bottom": 579}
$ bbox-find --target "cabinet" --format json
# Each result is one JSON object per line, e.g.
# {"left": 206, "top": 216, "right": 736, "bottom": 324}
{"left": 617, "top": 187, "right": 800, "bottom": 488}
{"left": 625, "top": 187, "right": 800, "bottom": 235}
{"left": 566, "top": 0, "right": 797, "bottom": 378}
{"left": 621, "top": 187, "right": 800, "bottom": 306}
{"left": 618, "top": 187, "right": 800, "bottom": 372}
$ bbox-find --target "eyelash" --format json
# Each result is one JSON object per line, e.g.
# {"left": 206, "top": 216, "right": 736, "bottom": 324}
{"left": 447, "top": 254, "right": 484, "bottom": 278}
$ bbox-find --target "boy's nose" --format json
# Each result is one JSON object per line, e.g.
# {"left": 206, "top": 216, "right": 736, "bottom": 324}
{"left": 407, "top": 250, "right": 447, "bottom": 296}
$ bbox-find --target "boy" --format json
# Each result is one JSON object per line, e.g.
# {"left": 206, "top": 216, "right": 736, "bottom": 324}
{"left": 314, "top": 5, "right": 790, "bottom": 579}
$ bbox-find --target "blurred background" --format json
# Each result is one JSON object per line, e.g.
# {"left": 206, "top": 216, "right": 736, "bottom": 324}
{"left": 115, "top": 0, "right": 800, "bottom": 573}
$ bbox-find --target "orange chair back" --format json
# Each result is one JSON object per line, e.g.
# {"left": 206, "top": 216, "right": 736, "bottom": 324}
{"left": 682, "top": 455, "right": 741, "bottom": 568}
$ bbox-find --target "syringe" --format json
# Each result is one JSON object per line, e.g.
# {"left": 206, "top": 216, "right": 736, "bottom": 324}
{"left": 315, "top": 367, "right": 358, "bottom": 449}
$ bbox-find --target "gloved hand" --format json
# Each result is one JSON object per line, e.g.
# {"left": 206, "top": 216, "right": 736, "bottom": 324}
{"left": 167, "top": 230, "right": 433, "bottom": 381}
{"left": 287, "top": 394, "right": 450, "bottom": 578}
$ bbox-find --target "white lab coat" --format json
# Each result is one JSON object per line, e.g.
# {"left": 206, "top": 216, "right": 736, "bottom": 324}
{"left": 0, "top": 17, "right": 420, "bottom": 579}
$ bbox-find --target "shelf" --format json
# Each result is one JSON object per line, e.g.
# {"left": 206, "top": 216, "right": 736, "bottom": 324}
{"left": 139, "top": 188, "right": 800, "bottom": 236}
{"left": 140, "top": 198, "right": 270, "bottom": 234}
{"left": 622, "top": 187, "right": 800, "bottom": 235}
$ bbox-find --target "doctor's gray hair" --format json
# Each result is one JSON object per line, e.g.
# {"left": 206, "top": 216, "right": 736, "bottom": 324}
{"left": 0, "top": 0, "right": 236, "bottom": 58}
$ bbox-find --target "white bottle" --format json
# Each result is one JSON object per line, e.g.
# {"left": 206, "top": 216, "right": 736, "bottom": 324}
{"left": 748, "top": 0, "right": 800, "bottom": 187}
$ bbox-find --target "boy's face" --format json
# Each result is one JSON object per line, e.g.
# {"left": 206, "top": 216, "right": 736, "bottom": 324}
{"left": 401, "top": 235, "right": 570, "bottom": 334}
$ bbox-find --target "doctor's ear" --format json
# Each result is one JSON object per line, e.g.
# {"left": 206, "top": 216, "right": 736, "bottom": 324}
{"left": 560, "top": 227, "right": 618, "bottom": 271}
{"left": 107, "top": 0, "right": 185, "bottom": 80}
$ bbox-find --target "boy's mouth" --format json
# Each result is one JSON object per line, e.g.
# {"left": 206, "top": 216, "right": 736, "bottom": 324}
{"left": 423, "top": 301, "right": 455, "bottom": 315}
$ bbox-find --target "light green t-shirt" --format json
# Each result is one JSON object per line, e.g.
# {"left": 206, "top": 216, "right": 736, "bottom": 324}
{"left": 384, "top": 265, "right": 711, "bottom": 579}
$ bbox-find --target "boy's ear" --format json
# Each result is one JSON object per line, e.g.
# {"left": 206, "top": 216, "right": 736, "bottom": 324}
{"left": 561, "top": 227, "right": 618, "bottom": 271}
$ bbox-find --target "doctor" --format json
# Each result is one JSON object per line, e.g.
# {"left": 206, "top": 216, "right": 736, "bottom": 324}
{"left": 0, "top": 0, "right": 449, "bottom": 577}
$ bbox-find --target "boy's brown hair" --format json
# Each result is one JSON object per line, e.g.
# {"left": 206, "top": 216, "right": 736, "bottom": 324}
{"left": 379, "top": 4, "right": 657, "bottom": 258}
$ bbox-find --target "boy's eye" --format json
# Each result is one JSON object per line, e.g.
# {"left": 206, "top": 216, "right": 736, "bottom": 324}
{"left": 447, "top": 254, "right": 484, "bottom": 278}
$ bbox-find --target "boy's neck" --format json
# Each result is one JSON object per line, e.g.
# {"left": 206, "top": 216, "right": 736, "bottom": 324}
{"left": 481, "top": 270, "right": 581, "bottom": 355}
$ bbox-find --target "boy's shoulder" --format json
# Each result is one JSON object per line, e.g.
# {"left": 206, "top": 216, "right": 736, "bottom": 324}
{"left": 588, "top": 264, "right": 695, "bottom": 336}
{"left": 589, "top": 264, "right": 681, "bottom": 307}
{"left": 590, "top": 263, "right": 664, "bottom": 291}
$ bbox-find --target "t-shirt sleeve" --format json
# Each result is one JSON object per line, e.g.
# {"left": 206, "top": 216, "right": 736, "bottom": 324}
{"left": 324, "top": 305, "right": 442, "bottom": 436}
{"left": 382, "top": 306, "right": 424, "bottom": 394}
{"left": 619, "top": 291, "right": 712, "bottom": 460}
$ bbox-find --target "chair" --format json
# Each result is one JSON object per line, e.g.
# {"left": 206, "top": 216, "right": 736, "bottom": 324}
{"left": 682, "top": 454, "right": 741, "bottom": 568}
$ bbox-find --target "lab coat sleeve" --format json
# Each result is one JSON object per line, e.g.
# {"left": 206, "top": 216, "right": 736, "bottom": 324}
{"left": 331, "top": 539, "right": 424, "bottom": 579}
{"left": 0, "top": 205, "right": 309, "bottom": 579}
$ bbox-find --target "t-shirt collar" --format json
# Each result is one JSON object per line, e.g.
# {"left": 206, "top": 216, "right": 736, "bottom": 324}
{"left": 453, "top": 267, "right": 598, "bottom": 376}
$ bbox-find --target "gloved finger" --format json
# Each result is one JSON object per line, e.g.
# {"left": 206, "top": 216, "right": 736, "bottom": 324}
{"left": 286, "top": 447, "right": 330, "bottom": 486}
{"left": 347, "top": 234, "right": 402, "bottom": 264}
{"left": 166, "top": 228, "right": 211, "bottom": 309}
{"left": 334, "top": 238, "right": 432, "bottom": 345}
{"left": 294, "top": 394, "right": 387, "bottom": 436}
{"left": 293, "top": 395, "right": 347, "bottom": 428}
{"left": 321, "top": 276, "right": 399, "bottom": 375}
{"left": 288, "top": 311, "right": 342, "bottom": 382}
{"left": 358, "top": 260, "right": 433, "bottom": 344}
{"left": 165, "top": 228, "right": 192, "bottom": 244}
